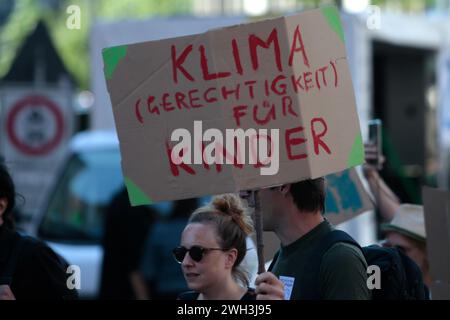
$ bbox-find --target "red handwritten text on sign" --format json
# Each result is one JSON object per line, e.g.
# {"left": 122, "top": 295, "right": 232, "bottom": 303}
{"left": 127, "top": 23, "right": 343, "bottom": 178}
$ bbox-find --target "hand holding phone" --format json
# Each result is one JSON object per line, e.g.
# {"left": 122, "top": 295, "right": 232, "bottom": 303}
{"left": 366, "top": 119, "right": 383, "bottom": 170}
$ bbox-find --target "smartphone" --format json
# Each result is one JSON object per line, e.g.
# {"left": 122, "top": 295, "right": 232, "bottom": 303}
{"left": 368, "top": 119, "right": 382, "bottom": 170}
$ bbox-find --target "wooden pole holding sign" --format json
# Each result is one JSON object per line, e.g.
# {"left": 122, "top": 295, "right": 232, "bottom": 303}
{"left": 252, "top": 191, "right": 266, "bottom": 274}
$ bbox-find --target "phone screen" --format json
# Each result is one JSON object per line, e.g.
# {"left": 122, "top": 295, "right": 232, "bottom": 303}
{"left": 368, "top": 119, "right": 382, "bottom": 169}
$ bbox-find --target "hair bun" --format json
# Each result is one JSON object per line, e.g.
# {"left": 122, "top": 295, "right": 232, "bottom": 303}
{"left": 212, "top": 194, "right": 253, "bottom": 235}
{"left": 212, "top": 194, "right": 243, "bottom": 216}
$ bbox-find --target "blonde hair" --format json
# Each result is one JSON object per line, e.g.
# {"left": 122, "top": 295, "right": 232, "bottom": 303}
{"left": 188, "top": 194, "right": 254, "bottom": 287}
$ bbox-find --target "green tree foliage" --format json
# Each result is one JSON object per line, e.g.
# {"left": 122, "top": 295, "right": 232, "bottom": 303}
{"left": 0, "top": 0, "right": 442, "bottom": 89}
{"left": 0, "top": 0, "right": 193, "bottom": 89}
{"left": 0, "top": 0, "right": 39, "bottom": 81}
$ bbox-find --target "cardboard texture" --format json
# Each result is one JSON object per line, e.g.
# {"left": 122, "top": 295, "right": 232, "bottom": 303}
{"left": 103, "top": 6, "right": 363, "bottom": 204}
{"left": 422, "top": 186, "right": 450, "bottom": 299}
{"left": 324, "top": 167, "right": 373, "bottom": 225}
{"left": 430, "top": 282, "right": 450, "bottom": 300}
{"left": 256, "top": 167, "right": 373, "bottom": 261}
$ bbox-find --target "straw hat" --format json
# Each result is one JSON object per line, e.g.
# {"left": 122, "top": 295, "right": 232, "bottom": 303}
{"left": 381, "top": 204, "right": 426, "bottom": 243}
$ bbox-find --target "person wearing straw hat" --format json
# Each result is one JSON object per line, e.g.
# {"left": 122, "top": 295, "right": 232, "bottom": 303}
{"left": 381, "top": 204, "right": 431, "bottom": 287}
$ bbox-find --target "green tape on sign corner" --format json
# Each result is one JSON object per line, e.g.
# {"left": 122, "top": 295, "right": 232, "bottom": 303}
{"left": 102, "top": 45, "right": 127, "bottom": 80}
{"left": 124, "top": 177, "right": 152, "bottom": 206}
{"left": 347, "top": 134, "right": 364, "bottom": 168}
{"left": 321, "top": 6, "right": 345, "bottom": 43}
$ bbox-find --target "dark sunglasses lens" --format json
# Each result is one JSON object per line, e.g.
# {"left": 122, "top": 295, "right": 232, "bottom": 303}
{"left": 189, "top": 246, "right": 204, "bottom": 262}
{"left": 173, "top": 247, "right": 187, "bottom": 263}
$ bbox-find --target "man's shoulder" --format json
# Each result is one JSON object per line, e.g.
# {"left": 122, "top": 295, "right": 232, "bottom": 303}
{"left": 319, "top": 239, "right": 371, "bottom": 299}
{"left": 322, "top": 241, "right": 368, "bottom": 268}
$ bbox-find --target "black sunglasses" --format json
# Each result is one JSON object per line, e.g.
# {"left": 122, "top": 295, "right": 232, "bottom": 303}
{"left": 172, "top": 245, "right": 226, "bottom": 263}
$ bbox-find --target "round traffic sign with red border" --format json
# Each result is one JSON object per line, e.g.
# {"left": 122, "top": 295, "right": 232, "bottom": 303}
{"left": 6, "top": 95, "right": 64, "bottom": 156}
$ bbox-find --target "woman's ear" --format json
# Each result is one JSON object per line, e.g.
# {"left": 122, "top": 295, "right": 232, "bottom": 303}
{"left": 225, "top": 248, "right": 238, "bottom": 269}
{"left": 0, "top": 197, "right": 8, "bottom": 226}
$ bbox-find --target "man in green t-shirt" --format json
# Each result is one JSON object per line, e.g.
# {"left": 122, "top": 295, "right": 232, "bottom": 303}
{"left": 243, "top": 178, "right": 370, "bottom": 300}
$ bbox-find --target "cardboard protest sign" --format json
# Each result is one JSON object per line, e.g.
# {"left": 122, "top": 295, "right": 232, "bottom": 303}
{"left": 103, "top": 6, "right": 364, "bottom": 204}
{"left": 324, "top": 167, "right": 373, "bottom": 225}
{"left": 422, "top": 186, "right": 450, "bottom": 299}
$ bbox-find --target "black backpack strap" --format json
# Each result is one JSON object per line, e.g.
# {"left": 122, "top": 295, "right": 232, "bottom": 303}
{"left": 299, "top": 230, "right": 361, "bottom": 299}
{"left": 0, "top": 235, "right": 26, "bottom": 286}
{"left": 317, "top": 230, "right": 361, "bottom": 253}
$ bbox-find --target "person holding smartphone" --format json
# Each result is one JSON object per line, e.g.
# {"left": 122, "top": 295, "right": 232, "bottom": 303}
{"left": 363, "top": 119, "right": 401, "bottom": 223}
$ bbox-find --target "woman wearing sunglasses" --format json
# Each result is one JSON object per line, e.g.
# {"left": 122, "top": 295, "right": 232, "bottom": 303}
{"left": 173, "top": 194, "right": 256, "bottom": 300}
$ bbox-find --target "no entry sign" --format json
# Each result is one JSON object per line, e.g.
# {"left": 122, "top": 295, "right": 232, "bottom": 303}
{"left": 6, "top": 94, "right": 64, "bottom": 156}
{"left": 0, "top": 87, "right": 73, "bottom": 221}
